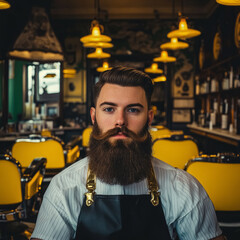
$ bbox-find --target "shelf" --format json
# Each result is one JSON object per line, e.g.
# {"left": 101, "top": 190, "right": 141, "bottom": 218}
{"left": 187, "top": 124, "right": 240, "bottom": 146}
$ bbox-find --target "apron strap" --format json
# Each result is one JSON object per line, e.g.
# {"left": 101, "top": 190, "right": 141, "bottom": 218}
{"left": 85, "top": 162, "right": 160, "bottom": 207}
{"left": 147, "top": 163, "right": 160, "bottom": 206}
{"left": 85, "top": 168, "right": 96, "bottom": 206}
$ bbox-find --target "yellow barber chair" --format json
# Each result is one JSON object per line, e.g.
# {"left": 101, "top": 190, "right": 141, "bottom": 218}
{"left": 11, "top": 135, "right": 80, "bottom": 181}
{"left": 0, "top": 154, "right": 46, "bottom": 239}
{"left": 185, "top": 154, "right": 240, "bottom": 238}
{"left": 81, "top": 126, "right": 93, "bottom": 157}
{"left": 82, "top": 126, "right": 92, "bottom": 148}
{"left": 152, "top": 134, "right": 199, "bottom": 169}
{"left": 149, "top": 126, "right": 171, "bottom": 142}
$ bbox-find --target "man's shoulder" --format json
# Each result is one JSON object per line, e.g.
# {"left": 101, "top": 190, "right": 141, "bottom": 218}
{"left": 152, "top": 157, "right": 206, "bottom": 197}
{"left": 51, "top": 157, "right": 89, "bottom": 184}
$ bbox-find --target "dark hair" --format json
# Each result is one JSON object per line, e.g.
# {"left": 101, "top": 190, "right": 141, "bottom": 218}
{"left": 93, "top": 66, "right": 153, "bottom": 108}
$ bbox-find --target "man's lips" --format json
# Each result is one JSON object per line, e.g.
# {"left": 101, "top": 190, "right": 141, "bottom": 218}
{"left": 111, "top": 132, "right": 128, "bottom": 139}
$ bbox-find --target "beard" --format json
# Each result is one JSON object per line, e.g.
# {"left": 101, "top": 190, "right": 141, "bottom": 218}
{"left": 88, "top": 121, "right": 152, "bottom": 185}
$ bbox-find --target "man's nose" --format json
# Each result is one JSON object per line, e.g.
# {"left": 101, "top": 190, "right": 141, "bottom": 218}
{"left": 115, "top": 110, "right": 126, "bottom": 127}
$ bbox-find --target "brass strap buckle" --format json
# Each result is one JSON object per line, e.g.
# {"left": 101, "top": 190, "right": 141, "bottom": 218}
{"left": 147, "top": 163, "right": 160, "bottom": 206}
{"left": 85, "top": 168, "right": 96, "bottom": 207}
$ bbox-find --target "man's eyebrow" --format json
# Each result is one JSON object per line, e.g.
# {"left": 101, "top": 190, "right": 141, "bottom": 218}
{"left": 127, "top": 103, "right": 144, "bottom": 108}
{"left": 99, "top": 102, "right": 117, "bottom": 107}
{"left": 99, "top": 102, "right": 144, "bottom": 108}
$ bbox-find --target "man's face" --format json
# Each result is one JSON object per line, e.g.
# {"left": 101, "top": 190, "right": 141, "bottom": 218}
{"left": 90, "top": 83, "right": 154, "bottom": 142}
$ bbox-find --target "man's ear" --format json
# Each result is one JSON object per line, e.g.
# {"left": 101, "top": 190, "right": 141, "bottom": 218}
{"left": 90, "top": 107, "right": 96, "bottom": 124}
{"left": 148, "top": 109, "right": 154, "bottom": 126}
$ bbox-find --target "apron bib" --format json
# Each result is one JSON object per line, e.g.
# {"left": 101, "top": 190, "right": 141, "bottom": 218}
{"left": 75, "top": 163, "right": 172, "bottom": 240}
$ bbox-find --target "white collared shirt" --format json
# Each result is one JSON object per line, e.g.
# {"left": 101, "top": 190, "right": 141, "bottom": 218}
{"left": 31, "top": 157, "right": 222, "bottom": 240}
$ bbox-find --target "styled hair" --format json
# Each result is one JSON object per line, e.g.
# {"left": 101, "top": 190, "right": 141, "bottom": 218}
{"left": 93, "top": 66, "right": 153, "bottom": 108}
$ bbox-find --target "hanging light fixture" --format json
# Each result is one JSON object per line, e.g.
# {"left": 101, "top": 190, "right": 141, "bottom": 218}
{"left": 144, "top": 63, "right": 163, "bottom": 74}
{"left": 97, "top": 61, "right": 112, "bottom": 72}
{"left": 87, "top": 47, "right": 110, "bottom": 59}
{"left": 80, "top": 20, "right": 112, "bottom": 44}
{"left": 63, "top": 69, "right": 77, "bottom": 78}
{"left": 153, "top": 51, "right": 176, "bottom": 63}
{"left": 216, "top": 0, "right": 240, "bottom": 5}
{"left": 160, "top": 38, "right": 189, "bottom": 50}
{"left": 167, "top": 16, "right": 201, "bottom": 40}
{"left": 8, "top": 7, "right": 63, "bottom": 62}
{"left": 0, "top": 0, "right": 10, "bottom": 9}
{"left": 153, "top": 75, "right": 167, "bottom": 83}
{"left": 83, "top": 41, "right": 113, "bottom": 49}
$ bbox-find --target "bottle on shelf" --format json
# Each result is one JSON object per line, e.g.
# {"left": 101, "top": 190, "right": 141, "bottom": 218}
{"left": 210, "top": 98, "right": 218, "bottom": 127}
{"left": 222, "top": 72, "right": 229, "bottom": 91}
{"left": 221, "top": 98, "right": 228, "bottom": 130}
{"left": 211, "top": 76, "right": 219, "bottom": 93}
{"left": 229, "top": 66, "right": 234, "bottom": 89}
{"left": 234, "top": 74, "right": 240, "bottom": 88}
{"left": 229, "top": 98, "right": 234, "bottom": 133}
{"left": 195, "top": 75, "right": 200, "bottom": 95}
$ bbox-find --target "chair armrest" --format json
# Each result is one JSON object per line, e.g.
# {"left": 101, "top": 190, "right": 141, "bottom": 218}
{"left": 65, "top": 136, "right": 82, "bottom": 150}
{"left": 22, "top": 157, "right": 47, "bottom": 181}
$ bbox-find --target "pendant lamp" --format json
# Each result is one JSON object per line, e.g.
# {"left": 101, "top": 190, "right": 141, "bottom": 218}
{"left": 97, "top": 61, "right": 112, "bottom": 72}
{"left": 80, "top": 20, "right": 112, "bottom": 44}
{"left": 0, "top": 0, "right": 10, "bottom": 9}
{"left": 87, "top": 48, "right": 110, "bottom": 59}
{"left": 160, "top": 38, "right": 189, "bottom": 50}
{"left": 63, "top": 69, "right": 76, "bottom": 78}
{"left": 144, "top": 63, "right": 163, "bottom": 74}
{"left": 216, "top": 0, "right": 240, "bottom": 5}
{"left": 8, "top": 7, "right": 64, "bottom": 62}
{"left": 153, "top": 51, "right": 176, "bottom": 63}
{"left": 83, "top": 41, "right": 113, "bottom": 49}
{"left": 167, "top": 16, "right": 201, "bottom": 40}
{"left": 153, "top": 75, "right": 167, "bottom": 83}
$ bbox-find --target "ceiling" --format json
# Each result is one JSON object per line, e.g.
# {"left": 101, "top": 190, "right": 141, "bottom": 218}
{"left": 50, "top": 0, "right": 218, "bottom": 20}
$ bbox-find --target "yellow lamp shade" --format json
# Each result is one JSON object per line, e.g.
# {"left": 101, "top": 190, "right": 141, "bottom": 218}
{"left": 80, "top": 25, "right": 112, "bottom": 43}
{"left": 216, "top": 0, "right": 240, "bottom": 5}
{"left": 153, "top": 51, "right": 176, "bottom": 62}
{"left": 63, "top": 69, "right": 77, "bottom": 75}
{"left": 87, "top": 48, "right": 111, "bottom": 59}
{"left": 0, "top": 0, "right": 10, "bottom": 9}
{"left": 144, "top": 63, "right": 163, "bottom": 74}
{"left": 97, "top": 62, "right": 112, "bottom": 72}
{"left": 153, "top": 75, "right": 167, "bottom": 82}
{"left": 83, "top": 42, "right": 113, "bottom": 48}
{"left": 160, "top": 38, "right": 189, "bottom": 50}
{"left": 167, "top": 18, "right": 201, "bottom": 39}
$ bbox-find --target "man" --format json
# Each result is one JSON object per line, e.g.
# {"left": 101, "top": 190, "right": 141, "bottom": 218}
{"left": 31, "top": 66, "right": 225, "bottom": 240}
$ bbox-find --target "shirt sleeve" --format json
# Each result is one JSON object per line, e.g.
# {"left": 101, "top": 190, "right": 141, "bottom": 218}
{"left": 176, "top": 196, "right": 222, "bottom": 240}
{"left": 31, "top": 184, "right": 75, "bottom": 240}
{"left": 174, "top": 170, "right": 222, "bottom": 240}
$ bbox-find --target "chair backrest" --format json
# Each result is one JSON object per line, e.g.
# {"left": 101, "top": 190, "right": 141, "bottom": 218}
{"left": 0, "top": 156, "right": 23, "bottom": 206}
{"left": 82, "top": 126, "right": 93, "bottom": 147}
{"left": 152, "top": 135, "right": 199, "bottom": 169}
{"left": 149, "top": 127, "right": 171, "bottom": 141}
{"left": 12, "top": 139, "right": 65, "bottom": 169}
{"left": 186, "top": 161, "right": 240, "bottom": 211}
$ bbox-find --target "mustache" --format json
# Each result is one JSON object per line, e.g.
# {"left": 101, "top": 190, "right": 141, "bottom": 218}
{"left": 91, "top": 126, "right": 149, "bottom": 142}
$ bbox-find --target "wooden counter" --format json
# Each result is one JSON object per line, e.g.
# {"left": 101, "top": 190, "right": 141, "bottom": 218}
{"left": 187, "top": 124, "right": 240, "bottom": 153}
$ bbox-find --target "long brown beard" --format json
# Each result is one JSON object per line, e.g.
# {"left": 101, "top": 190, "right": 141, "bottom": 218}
{"left": 88, "top": 122, "right": 152, "bottom": 185}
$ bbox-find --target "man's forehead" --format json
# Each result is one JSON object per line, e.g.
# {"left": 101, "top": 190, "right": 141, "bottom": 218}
{"left": 97, "top": 83, "right": 147, "bottom": 105}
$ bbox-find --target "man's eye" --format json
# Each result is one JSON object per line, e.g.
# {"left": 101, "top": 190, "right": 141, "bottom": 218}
{"left": 128, "top": 108, "right": 140, "bottom": 113}
{"left": 103, "top": 107, "right": 114, "bottom": 112}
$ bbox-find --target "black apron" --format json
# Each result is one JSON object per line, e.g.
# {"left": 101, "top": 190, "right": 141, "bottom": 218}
{"left": 74, "top": 164, "right": 172, "bottom": 240}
